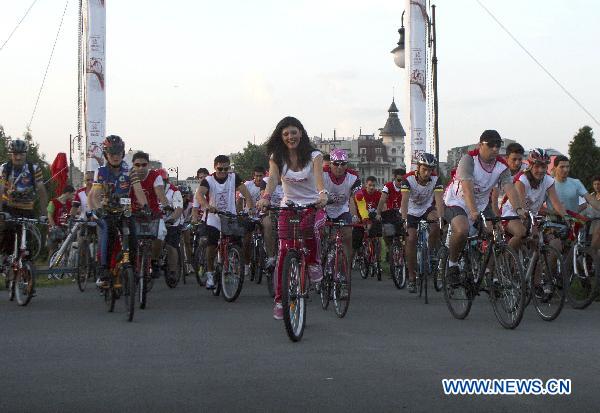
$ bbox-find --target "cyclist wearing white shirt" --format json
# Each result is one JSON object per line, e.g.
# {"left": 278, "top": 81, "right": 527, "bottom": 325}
{"left": 444, "top": 130, "right": 526, "bottom": 283}
{"left": 160, "top": 170, "right": 185, "bottom": 282}
{"left": 237, "top": 166, "right": 267, "bottom": 276}
{"left": 197, "top": 155, "right": 255, "bottom": 289}
{"left": 400, "top": 153, "right": 444, "bottom": 293}
{"left": 191, "top": 168, "right": 209, "bottom": 224}
{"left": 323, "top": 149, "right": 362, "bottom": 273}
{"left": 502, "top": 149, "right": 566, "bottom": 251}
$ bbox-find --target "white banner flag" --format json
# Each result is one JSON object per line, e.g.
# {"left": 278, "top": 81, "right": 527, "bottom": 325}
{"left": 404, "top": 0, "right": 427, "bottom": 170}
{"left": 85, "top": 0, "right": 106, "bottom": 171}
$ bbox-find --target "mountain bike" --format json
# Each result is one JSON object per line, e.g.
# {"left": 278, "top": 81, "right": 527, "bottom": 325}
{"left": 415, "top": 218, "right": 442, "bottom": 304}
{"left": 565, "top": 216, "right": 600, "bottom": 309}
{"left": 1, "top": 213, "right": 46, "bottom": 306}
{"left": 441, "top": 213, "right": 526, "bottom": 329}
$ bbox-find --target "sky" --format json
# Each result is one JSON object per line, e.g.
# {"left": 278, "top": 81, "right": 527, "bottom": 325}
{"left": 1, "top": 0, "right": 599, "bottom": 178}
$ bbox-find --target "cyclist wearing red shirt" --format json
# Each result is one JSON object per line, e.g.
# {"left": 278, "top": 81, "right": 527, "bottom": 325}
{"left": 46, "top": 185, "right": 75, "bottom": 257}
{"left": 352, "top": 175, "right": 382, "bottom": 263}
{"left": 377, "top": 167, "right": 406, "bottom": 261}
{"left": 129, "top": 151, "right": 170, "bottom": 277}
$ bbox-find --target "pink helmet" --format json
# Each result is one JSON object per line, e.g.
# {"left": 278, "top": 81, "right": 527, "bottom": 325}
{"left": 330, "top": 148, "right": 348, "bottom": 162}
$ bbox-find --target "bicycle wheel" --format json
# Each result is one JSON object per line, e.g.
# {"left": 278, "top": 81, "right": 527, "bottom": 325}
{"left": 164, "top": 246, "right": 182, "bottom": 289}
{"left": 320, "top": 253, "right": 332, "bottom": 310}
{"left": 565, "top": 246, "right": 599, "bottom": 309}
{"left": 532, "top": 245, "right": 566, "bottom": 321}
{"left": 442, "top": 253, "right": 473, "bottom": 320}
{"left": 26, "top": 225, "right": 42, "bottom": 261}
{"left": 122, "top": 266, "right": 136, "bottom": 322}
{"left": 138, "top": 251, "right": 149, "bottom": 309}
{"left": 417, "top": 246, "right": 429, "bottom": 304}
{"left": 104, "top": 276, "right": 116, "bottom": 313}
{"left": 14, "top": 262, "right": 36, "bottom": 306}
{"left": 221, "top": 244, "right": 244, "bottom": 302}
{"left": 266, "top": 267, "right": 275, "bottom": 298}
{"left": 390, "top": 243, "right": 406, "bottom": 289}
{"left": 281, "top": 250, "right": 307, "bottom": 342}
{"left": 193, "top": 243, "right": 206, "bottom": 286}
{"left": 333, "top": 249, "right": 351, "bottom": 318}
{"left": 255, "top": 242, "right": 265, "bottom": 284}
{"left": 434, "top": 246, "right": 447, "bottom": 292}
{"left": 490, "top": 245, "right": 526, "bottom": 329}
{"left": 76, "top": 240, "right": 90, "bottom": 292}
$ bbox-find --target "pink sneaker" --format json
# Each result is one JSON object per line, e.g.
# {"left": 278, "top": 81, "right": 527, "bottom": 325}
{"left": 273, "top": 302, "right": 283, "bottom": 320}
{"left": 308, "top": 264, "right": 323, "bottom": 283}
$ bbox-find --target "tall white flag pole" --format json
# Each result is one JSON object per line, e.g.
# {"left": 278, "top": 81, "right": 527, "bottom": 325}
{"left": 404, "top": 0, "right": 428, "bottom": 170}
{"left": 85, "top": 0, "right": 106, "bottom": 171}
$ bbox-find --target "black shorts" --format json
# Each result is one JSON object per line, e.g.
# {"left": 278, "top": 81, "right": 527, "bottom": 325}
{"left": 444, "top": 203, "right": 495, "bottom": 223}
{"left": 407, "top": 206, "right": 436, "bottom": 229}
{"left": 207, "top": 224, "right": 221, "bottom": 247}
{"left": 352, "top": 226, "right": 364, "bottom": 250}
{"left": 165, "top": 226, "right": 182, "bottom": 249}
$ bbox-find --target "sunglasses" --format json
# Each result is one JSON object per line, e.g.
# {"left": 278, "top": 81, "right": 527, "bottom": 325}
{"left": 483, "top": 141, "right": 502, "bottom": 149}
{"left": 332, "top": 161, "right": 347, "bottom": 167}
{"left": 216, "top": 166, "right": 230, "bottom": 172}
{"left": 134, "top": 162, "right": 148, "bottom": 167}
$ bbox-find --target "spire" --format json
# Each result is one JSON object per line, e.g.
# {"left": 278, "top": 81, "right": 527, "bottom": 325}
{"left": 381, "top": 99, "right": 405, "bottom": 137}
{"left": 388, "top": 98, "right": 398, "bottom": 113}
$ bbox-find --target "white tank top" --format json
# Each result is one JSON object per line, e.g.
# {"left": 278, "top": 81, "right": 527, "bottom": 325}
{"left": 205, "top": 174, "right": 237, "bottom": 229}
{"left": 444, "top": 154, "right": 508, "bottom": 212}
{"left": 402, "top": 173, "right": 441, "bottom": 217}
{"left": 502, "top": 172, "right": 554, "bottom": 216}
{"left": 323, "top": 171, "right": 360, "bottom": 218}
{"left": 280, "top": 151, "right": 321, "bottom": 206}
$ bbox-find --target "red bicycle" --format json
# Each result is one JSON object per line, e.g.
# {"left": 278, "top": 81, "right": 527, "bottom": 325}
{"left": 355, "top": 218, "right": 383, "bottom": 281}
{"left": 321, "top": 220, "right": 362, "bottom": 318}
{"left": 211, "top": 211, "right": 246, "bottom": 302}
{"left": 267, "top": 201, "right": 318, "bottom": 342}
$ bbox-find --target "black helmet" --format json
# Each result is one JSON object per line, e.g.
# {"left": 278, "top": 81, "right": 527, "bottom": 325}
{"left": 102, "top": 135, "right": 125, "bottom": 157}
{"left": 8, "top": 139, "right": 28, "bottom": 154}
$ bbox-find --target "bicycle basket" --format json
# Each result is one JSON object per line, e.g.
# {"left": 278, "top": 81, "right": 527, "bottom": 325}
{"left": 135, "top": 218, "right": 160, "bottom": 239}
{"left": 278, "top": 209, "right": 316, "bottom": 240}
{"left": 219, "top": 215, "right": 247, "bottom": 237}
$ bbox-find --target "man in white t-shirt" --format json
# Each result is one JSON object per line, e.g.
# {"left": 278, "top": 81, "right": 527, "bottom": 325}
{"left": 444, "top": 130, "right": 526, "bottom": 284}
{"left": 160, "top": 171, "right": 185, "bottom": 283}
{"left": 237, "top": 166, "right": 267, "bottom": 276}
{"left": 197, "top": 155, "right": 255, "bottom": 289}
{"left": 400, "top": 153, "right": 444, "bottom": 293}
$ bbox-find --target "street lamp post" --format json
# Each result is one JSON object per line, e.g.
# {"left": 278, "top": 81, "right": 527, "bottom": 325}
{"left": 391, "top": 4, "right": 440, "bottom": 174}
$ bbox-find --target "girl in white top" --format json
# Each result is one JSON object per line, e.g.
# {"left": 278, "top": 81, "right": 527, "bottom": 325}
{"left": 257, "top": 116, "right": 328, "bottom": 320}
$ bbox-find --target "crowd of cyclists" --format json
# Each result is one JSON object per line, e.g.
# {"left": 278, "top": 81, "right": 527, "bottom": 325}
{"left": 1, "top": 116, "right": 599, "bottom": 339}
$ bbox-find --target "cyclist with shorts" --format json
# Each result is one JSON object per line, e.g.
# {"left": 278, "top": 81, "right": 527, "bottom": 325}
{"left": 352, "top": 176, "right": 382, "bottom": 267}
{"left": 400, "top": 153, "right": 444, "bottom": 293}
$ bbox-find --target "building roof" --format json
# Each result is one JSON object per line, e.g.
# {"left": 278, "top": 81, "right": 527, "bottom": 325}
{"left": 380, "top": 99, "right": 406, "bottom": 138}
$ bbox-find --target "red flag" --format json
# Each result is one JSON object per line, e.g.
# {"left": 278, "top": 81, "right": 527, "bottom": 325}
{"left": 51, "top": 152, "right": 68, "bottom": 197}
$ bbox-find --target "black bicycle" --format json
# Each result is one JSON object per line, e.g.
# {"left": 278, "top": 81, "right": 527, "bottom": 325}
{"left": 441, "top": 213, "right": 526, "bottom": 329}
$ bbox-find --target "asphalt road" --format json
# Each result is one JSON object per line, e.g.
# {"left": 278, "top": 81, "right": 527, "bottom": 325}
{"left": 1, "top": 272, "right": 599, "bottom": 412}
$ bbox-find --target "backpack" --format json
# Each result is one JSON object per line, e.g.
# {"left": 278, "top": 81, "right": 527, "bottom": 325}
{"left": 2, "top": 161, "right": 37, "bottom": 190}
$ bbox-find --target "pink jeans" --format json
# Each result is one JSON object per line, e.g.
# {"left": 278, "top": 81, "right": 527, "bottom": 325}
{"left": 274, "top": 209, "right": 326, "bottom": 303}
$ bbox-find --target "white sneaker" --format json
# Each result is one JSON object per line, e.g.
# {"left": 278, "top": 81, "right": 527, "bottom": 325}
{"left": 205, "top": 272, "right": 215, "bottom": 289}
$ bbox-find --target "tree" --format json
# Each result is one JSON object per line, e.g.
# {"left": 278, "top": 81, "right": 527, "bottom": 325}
{"left": 230, "top": 142, "right": 269, "bottom": 180}
{"left": 568, "top": 125, "right": 600, "bottom": 190}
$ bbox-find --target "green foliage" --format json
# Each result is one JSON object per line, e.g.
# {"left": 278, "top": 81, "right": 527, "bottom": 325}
{"left": 568, "top": 126, "right": 600, "bottom": 190}
{"left": 230, "top": 142, "right": 269, "bottom": 181}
